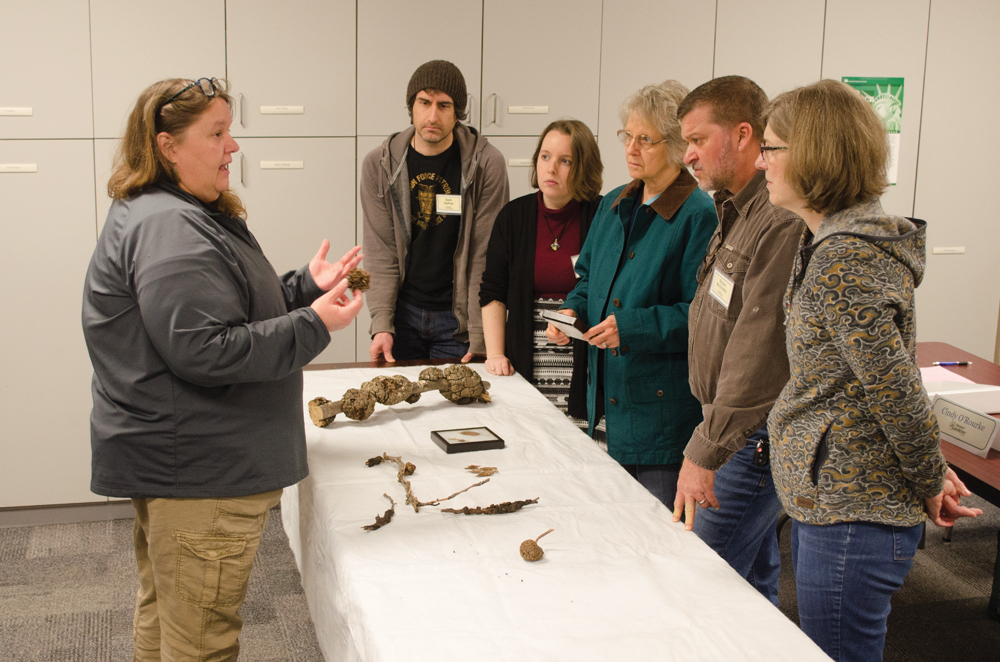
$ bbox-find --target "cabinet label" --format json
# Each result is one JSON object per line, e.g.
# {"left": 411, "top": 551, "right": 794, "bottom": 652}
{"left": 0, "top": 163, "right": 38, "bottom": 173}
{"left": 507, "top": 106, "right": 549, "bottom": 114}
{"left": 0, "top": 107, "right": 33, "bottom": 116}
{"left": 260, "top": 161, "right": 304, "bottom": 169}
{"left": 260, "top": 106, "right": 305, "bottom": 115}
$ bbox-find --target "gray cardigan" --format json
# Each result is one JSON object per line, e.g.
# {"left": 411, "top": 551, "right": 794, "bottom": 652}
{"left": 360, "top": 123, "right": 509, "bottom": 354}
{"left": 82, "top": 183, "right": 330, "bottom": 498}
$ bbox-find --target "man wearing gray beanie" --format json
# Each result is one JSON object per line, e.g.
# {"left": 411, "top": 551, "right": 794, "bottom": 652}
{"left": 361, "top": 60, "right": 509, "bottom": 362}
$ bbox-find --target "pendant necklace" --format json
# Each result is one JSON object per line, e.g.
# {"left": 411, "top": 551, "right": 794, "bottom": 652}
{"left": 542, "top": 214, "right": 566, "bottom": 251}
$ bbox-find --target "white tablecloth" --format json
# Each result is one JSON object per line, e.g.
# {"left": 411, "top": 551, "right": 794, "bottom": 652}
{"left": 282, "top": 365, "right": 829, "bottom": 662}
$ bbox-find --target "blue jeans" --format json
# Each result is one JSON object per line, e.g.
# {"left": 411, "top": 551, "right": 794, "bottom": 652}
{"left": 692, "top": 428, "right": 783, "bottom": 606}
{"left": 393, "top": 299, "right": 470, "bottom": 360}
{"left": 621, "top": 463, "right": 681, "bottom": 507}
{"left": 791, "top": 519, "right": 922, "bottom": 662}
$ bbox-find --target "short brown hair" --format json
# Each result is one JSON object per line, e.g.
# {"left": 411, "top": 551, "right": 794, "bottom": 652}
{"left": 529, "top": 120, "right": 603, "bottom": 201}
{"left": 108, "top": 78, "right": 246, "bottom": 219}
{"left": 618, "top": 80, "right": 689, "bottom": 168}
{"left": 765, "top": 79, "right": 889, "bottom": 215}
{"left": 677, "top": 75, "right": 768, "bottom": 142}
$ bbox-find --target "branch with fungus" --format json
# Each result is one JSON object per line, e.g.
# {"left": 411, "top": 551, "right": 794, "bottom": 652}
{"left": 308, "top": 365, "right": 491, "bottom": 427}
{"left": 441, "top": 498, "right": 539, "bottom": 515}
{"left": 362, "top": 494, "right": 396, "bottom": 531}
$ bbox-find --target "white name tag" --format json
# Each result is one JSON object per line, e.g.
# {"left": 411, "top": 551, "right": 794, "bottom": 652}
{"left": 436, "top": 194, "right": 462, "bottom": 215}
{"left": 932, "top": 396, "right": 1000, "bottom": 458}
{"left": 571, "top": 254, "right": 580, "bottom": 278}
{"left": 709, "top": 268, "right": 734, "bottom": 309}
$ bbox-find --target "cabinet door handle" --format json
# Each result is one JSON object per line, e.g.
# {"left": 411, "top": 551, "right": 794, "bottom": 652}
{"left": 239, "top": 93, "right": 245, "bottom": 128}
{"left": 487, "top": 93, "right": 498, "bottom": 127}
{"left": 240, "top": 152, "right": 246, "bottom": 186}
{"left": 467, "top": 94, "right": 475, "bottom": 126}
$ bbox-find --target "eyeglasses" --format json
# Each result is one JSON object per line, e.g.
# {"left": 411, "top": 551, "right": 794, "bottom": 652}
{"left": 161, "top": 78, "right": 220, "bottom": 109}
{"left": 617, "top": 130, "right": 668, "bottom": 150}
{"left": 759, "top": 144, "right": 788, "bottom": 162}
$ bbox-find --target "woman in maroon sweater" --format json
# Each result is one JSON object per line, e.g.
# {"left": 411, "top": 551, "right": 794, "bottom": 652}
{"left": 479, "top": 120, "right": 603, "bottom": 427}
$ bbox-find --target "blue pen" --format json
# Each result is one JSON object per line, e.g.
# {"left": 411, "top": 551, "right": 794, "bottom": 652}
{"left": 931, "top": 361, "right": 971, "bottom": 366}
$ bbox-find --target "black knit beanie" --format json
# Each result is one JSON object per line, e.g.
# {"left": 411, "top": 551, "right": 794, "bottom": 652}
{"left": 406, "top": 60, "right": 467, "bottom": 121}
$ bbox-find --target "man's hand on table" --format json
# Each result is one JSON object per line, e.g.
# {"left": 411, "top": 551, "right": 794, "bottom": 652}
{"left": 673, "top": 459, "right": 719, "bottom": 531}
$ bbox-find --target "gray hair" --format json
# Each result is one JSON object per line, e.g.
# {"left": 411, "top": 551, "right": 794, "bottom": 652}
{"left": 618, "top": 79, "right": 690, "bottom": 168}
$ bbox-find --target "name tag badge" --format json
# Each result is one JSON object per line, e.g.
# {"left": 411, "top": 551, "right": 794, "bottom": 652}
{"left": 709, "top": 268, "right": 734, "bottom": 309}
{"left": 571, "top": 254, "right": 580, "bottom": 278}
{"left": 436, "top": 194, "right": 462, "bottom": 215}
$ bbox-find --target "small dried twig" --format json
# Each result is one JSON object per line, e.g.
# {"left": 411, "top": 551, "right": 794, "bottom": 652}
{"left": 362, "top": 494, "right": 396, "bottom": 531}
{"left": 442, "top": 498, "right": 539, "bottom": 515}
{"left": 367, "top": 453, "right": 489, "bottom": 512}
{"left": 465, "top": 465, "right": 498, "bottom": 477}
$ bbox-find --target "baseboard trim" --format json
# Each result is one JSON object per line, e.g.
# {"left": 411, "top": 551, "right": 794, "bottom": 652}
{"left": 0, "top": 500, "right": 134, "bottom": 527}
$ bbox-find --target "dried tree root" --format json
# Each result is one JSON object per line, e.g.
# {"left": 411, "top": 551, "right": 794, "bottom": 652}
{"left": 465, "top": 465, "right": 498, "bottom": 477}
{"left": 308, "top": 365, "right": 492, "bottom": 427}
{"left": 362, "top": 493, "right": 395, "bottom": 531}
{"left": 520, "top": 528, "right": 554, "bottom": 562}
{"left": 367, "top": 452, "right": 489, "bottom": 512}
{"left": 346, "top": 268, "right": 370, "bottom": 292}
{"left": 441, "top": 498, "right": 539, "bottom": 515}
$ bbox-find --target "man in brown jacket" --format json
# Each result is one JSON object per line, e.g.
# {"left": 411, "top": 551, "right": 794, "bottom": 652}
{"left": 361, "top": 60, "right": 509, "bottom": 362}
{"left": 672, "top": 76, "right": 804, "bottom": 606}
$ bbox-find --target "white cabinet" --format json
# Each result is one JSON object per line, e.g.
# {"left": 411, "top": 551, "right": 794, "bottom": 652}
{"left": 714, "top": 0, "right": 825, "bottom": 99}
{"left": 487, "top": 136, "right": 542, "bottom": 202}
{"left": 355, "top": 135, "right": 386, "bottom": 361}
{"left": 357, "top": 1, "right": 483, "bottom": 136}
{"left": 234, "top": 137, "right": 358, "bottom": 364}
{"left": 481, "top": 0, "right": 602, "bottom": 137}
{"left": 94, "top": 139, "right": 118, "bottom": 233}
{"left": 90, "top": 0, "right": 226, "bottom": 139}
{"left": 598, "top": 0, "right": 716, "bottom": 193}
{"left": 0, "top": 140, "right": 98, "bottom": 507}
{"left": 821, "top": 0, "right": 930, "bottom": 218}
{"left": 914, "top": 0, "right": 1000, "bottom": 360}
{"left": 0, "top": 1, "right": 93, "bottom": 139}
{"left": 226, "top": 0, "right": 356, "bottom": 138}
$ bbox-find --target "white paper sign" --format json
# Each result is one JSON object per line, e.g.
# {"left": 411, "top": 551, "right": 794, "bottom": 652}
{"left": 932, "top": 396, "right": 1000, "bottom": 458}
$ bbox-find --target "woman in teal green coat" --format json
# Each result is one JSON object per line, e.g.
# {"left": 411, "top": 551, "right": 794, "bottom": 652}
{"left": 546, "top": 80, "right": 716, "bottom": 506}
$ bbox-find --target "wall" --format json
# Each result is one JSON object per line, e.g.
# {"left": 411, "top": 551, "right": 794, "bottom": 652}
{"left": 1, "top": 0, "right": 995, "bottom": 508}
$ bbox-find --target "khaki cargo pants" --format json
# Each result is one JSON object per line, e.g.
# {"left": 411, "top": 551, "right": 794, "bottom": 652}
{"left": 131, "top": 489, "right": 283, "bottom": 662}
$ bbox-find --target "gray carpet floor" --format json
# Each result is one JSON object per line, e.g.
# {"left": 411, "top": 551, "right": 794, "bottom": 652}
{"left": 1, "top": 498, "right": 998, "bottom": 661}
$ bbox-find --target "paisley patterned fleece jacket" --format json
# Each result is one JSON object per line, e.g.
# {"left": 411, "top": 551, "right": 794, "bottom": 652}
{"left": 768, "top": 198, "right": 946, "bottom": 526}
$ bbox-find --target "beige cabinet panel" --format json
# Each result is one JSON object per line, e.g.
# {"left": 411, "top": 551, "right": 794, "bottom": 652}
{"left": 357, "top": 1, "right": 482, "bottom": 136}
{"left": 822, "top": 0, "right": 930, "bottom": 218}
{"left": 0, "top": 1, "right": 93, "bottom": 139}
{"left": 714, "top": 0, "right": 824, "bottom": 99}
{"left": 598, "top": 0, "right": 716, "bottom": 193}
{"left": 914, "top": 0, "right": 1000, "bottom": 359}
{"left": 94, "top": 139, "right": 118, "bottom": 234}
{"left": 226, "top": 0, "right": 356, "bottom": 138}
{"left": 481, "top": 0, "right": 602, "bottom": 136}
{"left": 90, "top": 0, "right": 225, "bottom": 138}
{"left": 234, "top": 137, "right": 357, "bottom": 364}
{"left": 0, "top": 140, "right": 98, "bottom": 507}
{"left": 486, "top": 136, "right": 543, "bottom": 201}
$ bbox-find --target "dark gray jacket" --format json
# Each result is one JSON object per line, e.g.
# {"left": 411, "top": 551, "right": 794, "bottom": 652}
{"left": 82, "top": 183, "right": 330, "bottom": 498}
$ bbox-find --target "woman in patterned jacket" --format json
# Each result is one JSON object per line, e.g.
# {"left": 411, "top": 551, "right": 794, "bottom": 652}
{"left": 756, "top": 79, "right": 981, "bottom": 662}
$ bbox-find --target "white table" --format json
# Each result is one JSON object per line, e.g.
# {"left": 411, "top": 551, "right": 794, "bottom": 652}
{"left": 282, "top": 364, "right": 830, "bottom": 662}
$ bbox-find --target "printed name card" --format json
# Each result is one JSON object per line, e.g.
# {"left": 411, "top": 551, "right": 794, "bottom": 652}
{"left": 932, "top": 396, "right": 1000, "bottom": 458}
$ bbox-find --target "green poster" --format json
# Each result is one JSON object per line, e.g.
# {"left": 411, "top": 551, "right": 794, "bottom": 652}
{"left": 842, "top": 77, "right": 904, "bottom": 185}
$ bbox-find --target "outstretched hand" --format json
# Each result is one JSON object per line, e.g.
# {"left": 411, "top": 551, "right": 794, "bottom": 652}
{"left": 309, "top": 240, "right": 363, "bottom": 291}
{"left": 310, "top": 279, "right": 364, "bottom": 332}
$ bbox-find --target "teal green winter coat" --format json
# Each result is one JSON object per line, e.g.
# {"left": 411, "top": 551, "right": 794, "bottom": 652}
{"left": 564, "top": 170, "right": 716, "bottom": 465}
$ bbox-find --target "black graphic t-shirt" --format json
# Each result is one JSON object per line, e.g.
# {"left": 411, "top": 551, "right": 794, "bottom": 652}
{"left": 399, "top": 140, "right": 462, "bottom": 310}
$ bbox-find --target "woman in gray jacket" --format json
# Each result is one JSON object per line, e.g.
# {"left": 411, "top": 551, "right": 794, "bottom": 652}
{"left": 82, "top": 77, "right": 363, "bottom": 661}
{"left": 758, "top": 79, "right": 980, "bottom": 662}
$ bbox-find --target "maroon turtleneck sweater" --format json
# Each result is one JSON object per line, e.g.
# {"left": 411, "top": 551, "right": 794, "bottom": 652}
{"left": 534, "top": 191, "right": 582, "bottom": 299}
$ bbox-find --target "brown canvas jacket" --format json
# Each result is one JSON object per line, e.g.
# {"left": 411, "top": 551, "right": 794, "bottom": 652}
{"left": 684, "top": 170, "right": 805, "bottom": 470}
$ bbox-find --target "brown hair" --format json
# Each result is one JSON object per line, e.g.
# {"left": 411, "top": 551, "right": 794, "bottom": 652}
{"left": 108, "top": 78, "right": 246, "bottom": 219}
{"left": 677, "top": 75, "right": 768, "bottom": 142}
{"left": 618, "top": 80, "right": 689, "bottom": 168}
{"left": 529, "top": 120, "right": 603, "bottom": 201}
{"left": 764, "top": 79, "right": 889, "bottom": 215}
